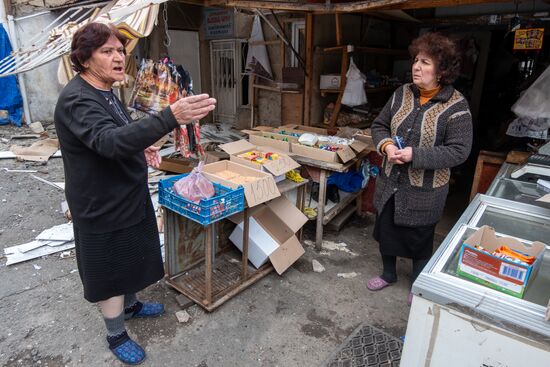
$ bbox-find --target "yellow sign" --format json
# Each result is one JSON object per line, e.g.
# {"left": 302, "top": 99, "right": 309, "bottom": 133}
{"left": 513, "top": 28, "right": 544, "bottom": 50}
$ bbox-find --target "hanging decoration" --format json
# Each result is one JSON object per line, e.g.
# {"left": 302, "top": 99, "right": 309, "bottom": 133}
{"left": 129, "top": 58, "right": 204, "bottom": 158}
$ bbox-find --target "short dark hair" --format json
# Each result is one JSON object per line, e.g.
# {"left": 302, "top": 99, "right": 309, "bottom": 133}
{"left": 409, "top": 32, "right": 461, "bottom": 85}
{"left": 70, "top": 22, "right": 128, "bottom": 73}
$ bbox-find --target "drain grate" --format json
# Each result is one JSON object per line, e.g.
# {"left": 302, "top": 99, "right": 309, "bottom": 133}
{"left": 321, "top": 323, "right": 403, "bottom": 367}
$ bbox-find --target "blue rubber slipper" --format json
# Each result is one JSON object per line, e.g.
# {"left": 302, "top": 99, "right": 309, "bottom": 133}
{"left": 109, "top": 332, "right": 146, "bottom": 365}
{"left": 125, "top": 302, "right": 164, "bottom": 319}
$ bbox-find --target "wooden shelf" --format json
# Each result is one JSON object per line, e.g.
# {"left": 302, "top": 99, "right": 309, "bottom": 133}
{"left": 320, "top": 88, "right": 343, "bottom": 96}
{"left": 318, "top": 45, "right": 408, "bottom": 57}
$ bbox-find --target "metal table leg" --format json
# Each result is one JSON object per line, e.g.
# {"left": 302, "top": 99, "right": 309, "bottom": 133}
{"left": 205, "top": 224, "right": 213, "bottom": 305}
{"left": 241, "top": 207, "right": 250, "bottom": 281}
{"left": 316, "top": 169, "right": 327, "bottom": 250}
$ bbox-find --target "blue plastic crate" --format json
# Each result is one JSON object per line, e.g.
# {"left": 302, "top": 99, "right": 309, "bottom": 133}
{"left": 158, "top": 173, "right": 244, "bottom": 226}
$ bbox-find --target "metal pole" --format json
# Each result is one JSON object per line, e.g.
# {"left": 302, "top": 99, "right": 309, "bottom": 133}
{"left": 7, "top": 15, "right": 31, "bottom": 125}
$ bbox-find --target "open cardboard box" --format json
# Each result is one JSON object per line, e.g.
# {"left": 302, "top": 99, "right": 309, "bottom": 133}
{"left": 241, "top": 129, "right": 295, "bottom": 152}
{"left": 244, "top": 124, "right": 368, "bottom": 164}
{"left": 229, "top": 196, "right": 307, "bottom": 274}
{"left": 457, "top": 225, "right": 546, "bottom": 298}
{"left": 291, "top": 142, "right": 356, "bottom": 164}
{"left": 219, "top": 140, "right": 300, "bottom": 182}
{"left": 353, "top": 128, "right": 376, "bottom": 152}
{"left": 202, "top": 160, "right": 280, "bottom": 207}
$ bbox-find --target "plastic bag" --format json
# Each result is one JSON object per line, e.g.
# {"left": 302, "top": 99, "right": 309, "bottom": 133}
{"left": 512, "top": 65, "right": 550, "bottom": 119}
{"left": 128, "top": 59, "right": 181, "bottom": 114}
{"left": 173, "top": 162, "right": 215, "bottom": 203}
{"left": 342, "top": 58, "right": 367, "bottom": 107}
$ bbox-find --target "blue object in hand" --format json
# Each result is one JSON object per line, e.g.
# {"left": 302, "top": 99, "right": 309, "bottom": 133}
{"left": 394, "top": 135, "right": 405, "bottom": 149}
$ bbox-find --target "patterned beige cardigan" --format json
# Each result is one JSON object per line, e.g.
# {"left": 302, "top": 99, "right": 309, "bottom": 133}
{"left": 371, "top": 83, "right": 473, "bottom": 227}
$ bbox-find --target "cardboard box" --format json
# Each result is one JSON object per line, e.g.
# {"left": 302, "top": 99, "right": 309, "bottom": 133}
{"left": 202, "top": 160, "right": 280, "bottom": 207}
{"left": 244, "top": 124, "right": 367, "bottom": 165}
{"left": 219, "top": 140, "right": 300, "bottom": 183}
{"left": 320, "top": 74, "right": 342, "bottom": 90}
{"left": 457, "top": 225, "right": 546, "bottom": 298}
{"left": 229, "top": 196, "right": 307, "bottom": 274}
{"left": 291, "top": 142, "right": 356, "bottom": 164}
{"left": 241, "top": 130, "right": 294, "bottom": 152}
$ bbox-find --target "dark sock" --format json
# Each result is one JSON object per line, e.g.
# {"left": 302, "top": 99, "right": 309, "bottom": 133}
{"left": 412, "top": 258, "right": 430, "bottom": 284}
{"left": 380, "top": 255, "right": 397, "bottom": 283}
{"left": 103, "top": 311, "right": 127, "bottom": 349}
{"left": 124, "top": 301, "right": 143, "bottom": 319}
{"left": 124, "top": 293, "right": 138, "bottom": 309}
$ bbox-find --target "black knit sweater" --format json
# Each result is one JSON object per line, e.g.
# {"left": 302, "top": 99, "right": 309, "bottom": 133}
{"left": 54, "top": 75, "right": 179, "bottom": 233}
{"left": 371, "top": 83, "right": 473, "bottom": 227}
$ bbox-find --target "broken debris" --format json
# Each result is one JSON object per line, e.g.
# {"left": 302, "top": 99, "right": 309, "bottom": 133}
{"left": 312, "top": 259, "right": 325, "bottom": 273}
{"left": 4, "top": 223, "right": 75, "bottom": 265}
{"left": 175, "top": 310, "right": 191, "bottom": 323}
{"left": 337, "top": 272, "right": 360, "bottom": 279}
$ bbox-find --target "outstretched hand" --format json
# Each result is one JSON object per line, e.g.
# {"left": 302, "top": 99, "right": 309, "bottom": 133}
{"left": 170, "top": 94, "right": 216, "bottom": 125}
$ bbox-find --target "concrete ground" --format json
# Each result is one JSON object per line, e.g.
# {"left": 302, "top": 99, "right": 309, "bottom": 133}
{"left": 0, "top": 123, "right": 446, "bottom": 367}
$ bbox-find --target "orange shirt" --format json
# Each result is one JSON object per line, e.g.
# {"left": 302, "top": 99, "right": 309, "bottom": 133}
{"left": 419, "top": 85, "right": 441, "bottom": 105}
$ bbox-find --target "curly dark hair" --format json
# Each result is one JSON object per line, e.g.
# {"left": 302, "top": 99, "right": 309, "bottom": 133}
{"left": 70, "top": 22, "right": 128, "bottom": 73}
{"left": 409, "top": 32, "right": 461, "bottom": 85}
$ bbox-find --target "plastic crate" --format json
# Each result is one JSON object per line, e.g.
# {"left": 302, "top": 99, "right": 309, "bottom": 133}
{"left": 159, "top": 174, "right": 244, "bottom": 226}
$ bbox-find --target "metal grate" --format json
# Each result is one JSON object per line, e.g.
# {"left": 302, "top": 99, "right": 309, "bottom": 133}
{"left": 322, "top": 324, "right": 403, "bottom": 367}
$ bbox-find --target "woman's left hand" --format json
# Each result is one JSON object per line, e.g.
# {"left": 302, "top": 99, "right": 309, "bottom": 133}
{"left": 144, "top": 145, "right": 161, "bottom": 168}
{"left": 394, "top": 147, "right": 413, "bottom": 163}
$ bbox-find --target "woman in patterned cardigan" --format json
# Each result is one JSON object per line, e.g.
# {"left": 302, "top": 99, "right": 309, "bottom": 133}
{"left": 368, "top": 33, "right": 473, "bottom": 305}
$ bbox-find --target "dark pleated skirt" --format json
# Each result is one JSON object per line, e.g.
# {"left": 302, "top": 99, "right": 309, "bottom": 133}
{"left": 74, "top": 200, "right": 164, "bottom": 303}
{"left": 373, "top": 195, "right": 435, "bottom": 259}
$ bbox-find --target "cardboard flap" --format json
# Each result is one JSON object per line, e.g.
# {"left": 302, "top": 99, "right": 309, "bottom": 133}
{"left": 249, "top": 134, "right": 292, "bottom": 152}
{"left": 244, "top": 175, "right": 280, "bottom": 207}
{"left": 262, "top": 155, "right": 301, "bottom": 176}
{"left": 265, "top": 196, "right": 308, "bottom": 233}
{"left": 202, "top": 161, "right": 280, "bottom": 207}
{"left": 465, "top": 225, "right": 546, "bottom": 256}
{"left": 269, "top": 236, "right": 305, "bottom": 274}
{"left": 227, "top": 206, "right": 264, "bottom": 224}
{"left": 536, "top": 194, "right": 550, "bottom": 203}
{"left": 219, "top": 140, "right": 255, "bottom": 155}
{"left": 253, "top": 125, "right": 276, "bottom": 132}
{"left": 350, "top": 139, "right": 368, "bottom": 153}
{"left": 253, "top": 205, "right": 294, "bottom": 243}
{"left": 337, "top": 145, "right": 356, "bottom": 163}
{"left": 241, "top": 129, "right": 261, "bottom": 136}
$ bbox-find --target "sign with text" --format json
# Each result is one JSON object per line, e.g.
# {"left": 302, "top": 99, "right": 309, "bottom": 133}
{"left": 204, "top": 8, "right": 234, "bottom": 39}
{"left": 513, "top": 28, "right": 544, "bottom": 50}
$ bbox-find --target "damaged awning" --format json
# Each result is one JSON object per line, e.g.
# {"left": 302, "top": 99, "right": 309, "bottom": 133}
{"left": 0, "top": 0, "right": 165, "bottom": 78}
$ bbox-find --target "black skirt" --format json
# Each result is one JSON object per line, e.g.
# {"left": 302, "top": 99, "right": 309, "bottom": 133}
{"left": 373, "top": 195, "right": 435, "bottom": 259}
{"left": 74, "top": 199, "right": 164, "bottom": 303}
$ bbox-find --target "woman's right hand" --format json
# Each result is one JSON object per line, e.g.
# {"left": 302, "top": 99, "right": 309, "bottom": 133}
{"left": 385, "top": 144, "right": 405, "bottom": 165}
{"left": 170, "top": 94, "right": 216, "bottom": 125}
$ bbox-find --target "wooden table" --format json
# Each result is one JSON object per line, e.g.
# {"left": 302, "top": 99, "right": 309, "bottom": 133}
{"left": 293, "top": 152, "right": 369, "bottom": 250}
{"left": 163, "top": 179, "right": 308, "bottom": 312}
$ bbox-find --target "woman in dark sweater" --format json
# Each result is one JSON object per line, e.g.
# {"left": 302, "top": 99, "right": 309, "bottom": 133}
{"left": 368, "top": 33, "right": 473, "bottom": 305}
{"left": 54, "top": 23, "right": 215, "bottom": 364}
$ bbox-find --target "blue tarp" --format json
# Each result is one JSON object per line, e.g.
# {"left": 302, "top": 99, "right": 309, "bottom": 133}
{"left": 0, "top": 24, "right": 23, "bottom": 127}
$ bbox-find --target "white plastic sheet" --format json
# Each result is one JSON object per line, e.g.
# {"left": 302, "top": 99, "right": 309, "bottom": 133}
{"left": 512, "top": 65, "right": 550, "bottom": 119}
